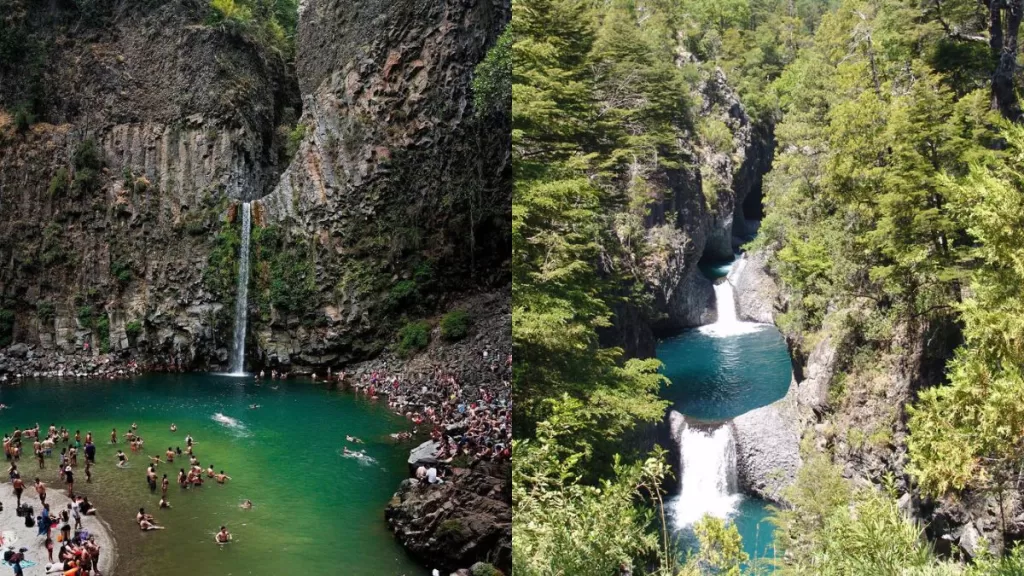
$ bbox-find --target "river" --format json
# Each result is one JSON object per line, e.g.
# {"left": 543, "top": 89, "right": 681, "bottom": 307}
{"left": 658, "top": 253, "right": 792, "bottom": 571}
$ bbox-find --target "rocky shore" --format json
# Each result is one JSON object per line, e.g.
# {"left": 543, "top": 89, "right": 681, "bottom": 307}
{"left": 0, "top": 345, "right": 143, "bottom": 382}
{"left": 337, "top": 292, "right": 512, "bottom": 574}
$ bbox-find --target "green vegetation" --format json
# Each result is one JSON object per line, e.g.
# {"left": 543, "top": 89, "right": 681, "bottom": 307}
{"left": 396, "top": 320, "right": 430, "bottom": 357}
{"left": 36, "top": 301, "right": 55, "bottom": 324}
{"left": 13, "top": 106, "right": 33, "bottom": 133}
{"left": 251, "top": 224, "right": 317, "bottom": 318}
{"left": 472, "top": 24, "right": 511, "bottom": 115}
{"left": 71, "top": 139, "right": 103, "bottom": 197}
{"left": 111, "top": 260, "right": 132, "bottom": 286}
{"left": 125, "top": 319, "right": 143, "bottom": 344}
{"left": 207, "top": 0, "right": 299, "bottom": 55}
{"left": 203, "top": 217, "right": 242, "bottom": 306}
{"left": 285, "top": 123, "right": 305, "bottom": 158}
{"left": 439, "top": 309, "right": 471, "bottom": 341}
{"left": 49, "top": 167, "right": 69, "bottom": 197}
{"left": 512, "top": 0, "right": 1024, "bottom": 572}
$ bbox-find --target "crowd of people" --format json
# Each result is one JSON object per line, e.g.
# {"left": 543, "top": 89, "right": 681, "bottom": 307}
{"left": 3, "top": 419, "right": 239, "bottom": 574}
{"left": 4, "top": 425, "right": 105, "bottom": 575}
{"left": 339, "top": 347, "right": 512, "bottom": 474}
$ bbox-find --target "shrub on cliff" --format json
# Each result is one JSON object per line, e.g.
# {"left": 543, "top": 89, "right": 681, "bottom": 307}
{"left": 472, "top": 24, "right": 511, "bottom": 116}
{"left": 397, "top": 320, "right": 430, "bottom": 357}
{"left": 440, "top": 309, "right": 471, "bottom": 341}
{"left": 125, "top": 320, "right": 142, "bottom": 344}
{"left": 48, "top": 168, "right": 69, "bottom": 197}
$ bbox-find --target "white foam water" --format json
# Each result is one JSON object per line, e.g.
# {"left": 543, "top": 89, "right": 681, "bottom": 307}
{"left": 229, "top": 202, "right": 252, "bottom": 374}
{"left": 212, "top": 412, "right": 242, "bottom": 428}
{"left": 672, "top": 423, "right": 742, "bottom": 528}
{"left": 699, "top": 261, "right": 764, "bottom": 338}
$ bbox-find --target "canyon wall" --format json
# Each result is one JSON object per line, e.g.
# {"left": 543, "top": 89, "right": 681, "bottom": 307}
{"left": 0, "top": 0, "right": 298, "bottom": 367}
{"left": 0, "top": 0, "right": 510, "bottom": 373}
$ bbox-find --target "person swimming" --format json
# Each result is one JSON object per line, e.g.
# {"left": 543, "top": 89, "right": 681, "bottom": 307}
{"left": 240, "top": 500, "right": 253, "bottom": 510}
{"left": 345, "top": 435, "right": 364, "bottom": 444}
{"left": 215, "top": 526, "right": 231, "bottom": 543}
{"left": 169, "top": 424, "right": 177, "bottom": 432}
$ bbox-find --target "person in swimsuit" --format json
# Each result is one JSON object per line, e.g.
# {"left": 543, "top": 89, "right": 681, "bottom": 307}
{"left": 215, "top": 526, "right": 231, "bottom": 543}
{"left": 240, "top": 500, "right": 252, "bottom": 510}
{"left": 161, "top": 474, "right": 169, "bottom": 497}
{"left": 214, "top": 471, "right": 231, "bottom": 484}
{"left": 116, "top": 450, "right": 128, "bottom": 468}
{"left": 146, "top": 466, "right": 157, "bottom": 493}
{"left": 110, "top": 429, "right": 117, "bottom": 444}
{"left": 84, "top": 460, "right": 92, "bottom": 483}
{"left": 169, "top": 424, "right": 177, "bottom": 432}
{"left": 12, "top": 474, "right": 24, "bottom": 506}
{"left": 159, "top": 497, "right": 171, "bottom": 509}
{"left": 34, "top": 477, "right": 46, "bottom": 505}
{"left": 165, "top": 448, "right": 175, "bottom": 463}
{"left": 64, "top": 464, "right": 74, "bottom": 497}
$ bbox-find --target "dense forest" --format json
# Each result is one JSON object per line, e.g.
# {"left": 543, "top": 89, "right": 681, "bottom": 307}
{"left": 512, "top": 0, "right": 1024, "bottom": 574}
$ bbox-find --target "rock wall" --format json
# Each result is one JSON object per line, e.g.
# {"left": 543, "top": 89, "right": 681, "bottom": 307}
{"left": 254, "top": 0, "right": 511, "bottom": 369}
{"left": 0, "top": 0, "right": 298, "bottom": 367}
{"left": 386, "top": 460, "right": 511, "bottom": 574}
{"left": 605, "top": 66, "right": 776, "bottom": 356}
{"left": 0, "top": 0, "right": 510, "bottom": 372}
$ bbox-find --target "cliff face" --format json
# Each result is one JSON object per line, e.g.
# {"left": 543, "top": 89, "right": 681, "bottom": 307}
{"left": 0, "top": 0, "right": 298, "bottom": 366}
{"left": 603, "top": 65, "right": 775, "bottom": 358}
{"left": 0, "top": 0, "right": 510, "bottom": 372}
{"left": 254, "top": 0, "right": 511, "bottom": 369}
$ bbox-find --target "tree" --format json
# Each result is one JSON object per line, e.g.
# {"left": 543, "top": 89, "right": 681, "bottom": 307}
{"left": 908, "top": 124, "right": 1024, "bottom": 540}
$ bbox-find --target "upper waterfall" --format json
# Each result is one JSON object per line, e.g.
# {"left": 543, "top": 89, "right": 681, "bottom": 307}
{"left": 229, "top": 202, "right": 252, "bottom": 374}
{"left": 699, "top": 260, "right": 764, "bottom": 338}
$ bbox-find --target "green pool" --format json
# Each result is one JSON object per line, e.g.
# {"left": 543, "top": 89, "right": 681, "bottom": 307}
{"left": 0, "top": 374, "right": 425, "bottom": 575}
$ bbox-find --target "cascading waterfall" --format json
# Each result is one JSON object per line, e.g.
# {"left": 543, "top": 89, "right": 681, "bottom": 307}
{"left": 672, "top": 423, "right": 742, "bottom": 528}
{"left": 699, "top": 260, "right": 763, "bottom": 338}
{"left": 229, "top": 202, "right": 252, "bottom": 374}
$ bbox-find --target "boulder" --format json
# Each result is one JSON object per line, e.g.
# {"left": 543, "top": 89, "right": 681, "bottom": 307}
{"left": 730, "top": 249, "right": 778, "bottom": 324}
{"left": 386, "top": 460, "right": 511, "bottom": 574}
{"left": 732, "top": 377, "right": 803, "bottom": 502}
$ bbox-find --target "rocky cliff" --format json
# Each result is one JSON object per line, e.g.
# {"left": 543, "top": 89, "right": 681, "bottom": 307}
{"left": 253, "top": 0, "right": 510, "bottom": 369}
{"left": 603, "top": 65, "right": 775, "bottom": 358}
{"left": 0, "top": 0, "right": 298, "bottom": 366}
{"left": 733, "top": 245, "right": 1024, "bottom": 559}
{"left": 0, "top": 0, "right": 510, "bottom": 374}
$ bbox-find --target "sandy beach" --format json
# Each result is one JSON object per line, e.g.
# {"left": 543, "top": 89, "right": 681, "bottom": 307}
{"left": 0, "top": 480, "right": 115, "bottom": 575}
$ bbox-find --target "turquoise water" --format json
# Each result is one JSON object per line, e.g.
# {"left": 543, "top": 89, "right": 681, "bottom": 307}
{"left": 698, "top": 256, "right": 737, "bottom": 280}
{"left": 658, "top": 255, "right": 792, "bottom": 572}
{"left": 657, "top": 327, "right": 792, "bottom": 421}
{"left": 0, "top": 374, "right": 424, "bottom": 575}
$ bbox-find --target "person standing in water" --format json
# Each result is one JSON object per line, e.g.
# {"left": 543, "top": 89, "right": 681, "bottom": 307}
{"left": 110, "top": 428, "right": 117, "bottom": 444}
{"left": 116, "top": 450, "right": 128, "bottom": 468}
{"left": 161, "top": 474, "right": 169, "bottom": 497}
{"left": 215, "top": 526, "right": 231, "bottom": 543}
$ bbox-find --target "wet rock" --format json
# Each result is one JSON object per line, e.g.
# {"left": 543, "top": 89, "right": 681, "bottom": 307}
{"left": 386, "top": 461, "right": 511, "bottom": 575}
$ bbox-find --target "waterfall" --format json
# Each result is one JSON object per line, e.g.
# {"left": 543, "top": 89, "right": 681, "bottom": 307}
{"left": 699, "top": 260, "right": 763, "bottom": 338}
{"left": 229, "top": 202, "right": 252, "bottom": 374}
{"left": 672, "top": 422, "right": 742, "bottom": 528}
